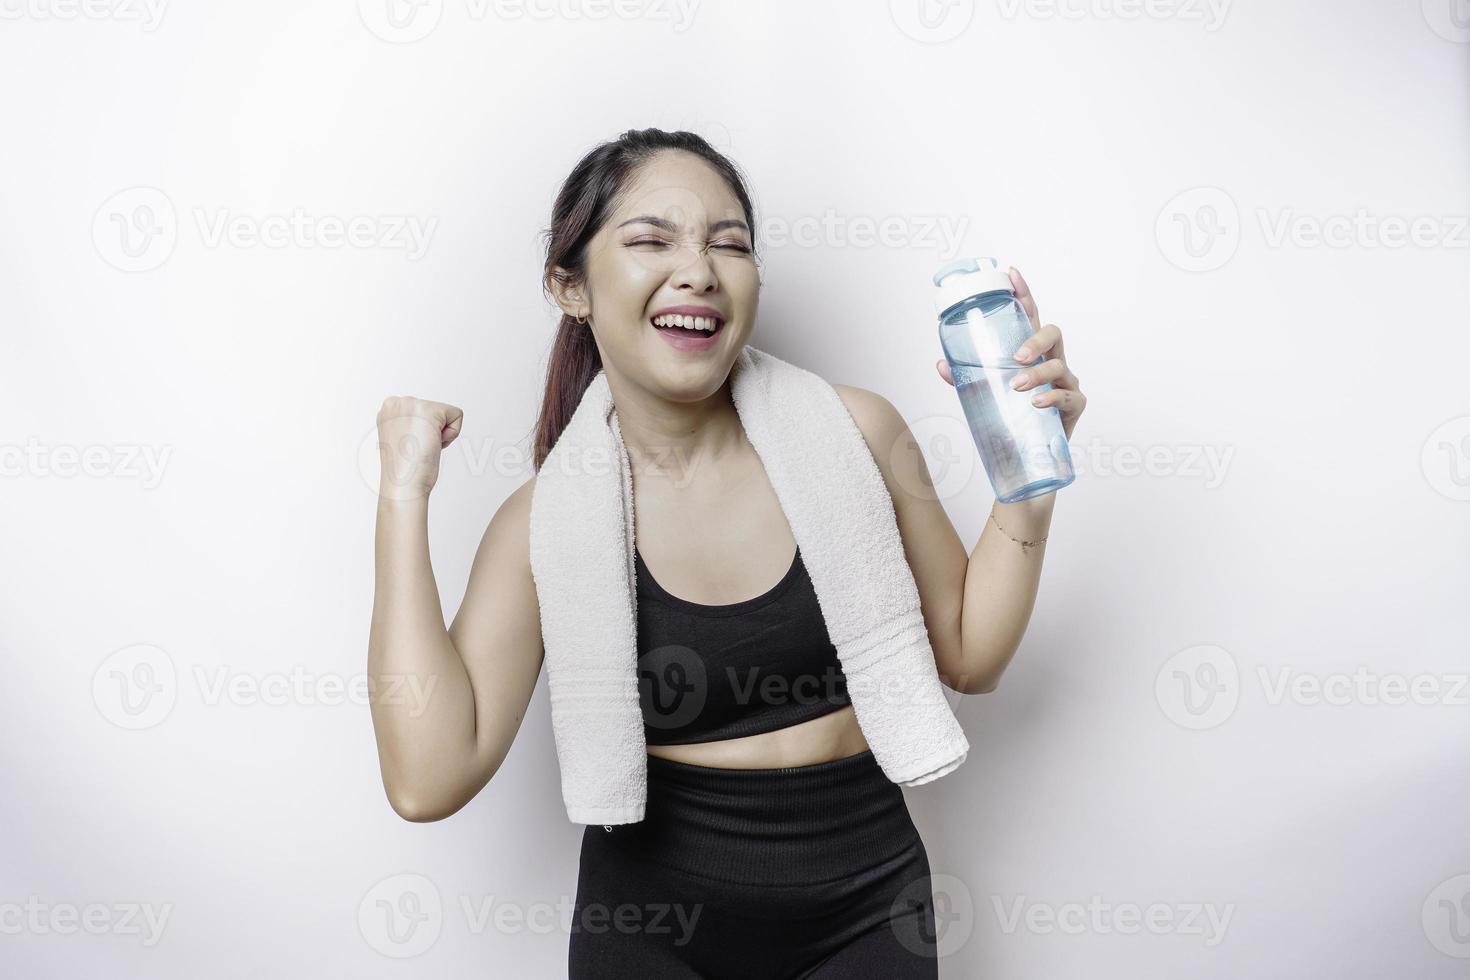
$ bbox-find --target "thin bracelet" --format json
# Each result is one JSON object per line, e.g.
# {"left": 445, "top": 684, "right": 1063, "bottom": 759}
{"left": 989, "top": 510, "right": 1048, "bottom": 554}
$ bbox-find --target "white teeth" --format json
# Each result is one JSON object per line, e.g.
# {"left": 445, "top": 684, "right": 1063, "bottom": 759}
{"left": 652, "top": 314, "right": 720, "bottom": 332}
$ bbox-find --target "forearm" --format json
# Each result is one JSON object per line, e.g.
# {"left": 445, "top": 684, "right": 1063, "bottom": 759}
{"left": 957, "top": 492, "right": 1056, "bottom": 692}
{"left": 367, "top": 496, "right": 478, "bottom": 811}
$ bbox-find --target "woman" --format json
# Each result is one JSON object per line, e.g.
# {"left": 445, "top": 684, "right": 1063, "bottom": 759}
{"left": 368, "top": 128, "right": 1086, "bottom": 978}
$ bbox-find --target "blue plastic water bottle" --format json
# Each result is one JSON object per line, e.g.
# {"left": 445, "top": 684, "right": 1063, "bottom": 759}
{"left": 933, "top": 257, "right": 1075, "bottom": 503}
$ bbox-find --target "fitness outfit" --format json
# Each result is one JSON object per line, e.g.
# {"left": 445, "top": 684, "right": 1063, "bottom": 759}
{"left": 568, "top": 547, "right": 940, "bottom": 978}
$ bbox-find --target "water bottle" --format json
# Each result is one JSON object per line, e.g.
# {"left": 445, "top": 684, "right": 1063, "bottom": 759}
{"left": 933, "top": 256, "right": 1075, "bottom": 503}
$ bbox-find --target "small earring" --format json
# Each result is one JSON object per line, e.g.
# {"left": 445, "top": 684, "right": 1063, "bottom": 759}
{"left": 574, "top": 313, "right": 588, "bottom": 325}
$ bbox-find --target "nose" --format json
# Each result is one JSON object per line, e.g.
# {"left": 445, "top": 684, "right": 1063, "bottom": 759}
{"left": 671, "top": 244, "right": 718, "bottom": 293}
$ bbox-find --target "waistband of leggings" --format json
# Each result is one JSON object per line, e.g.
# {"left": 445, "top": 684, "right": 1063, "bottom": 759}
{"left": 601, "top": 749, "right": 918, "bottom": 885}
{"left": 644, "top": 746, "right": 886, "bottom": 795}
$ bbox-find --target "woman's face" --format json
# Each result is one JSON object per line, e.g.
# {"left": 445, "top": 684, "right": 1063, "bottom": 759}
{"left": 558, "top": 149, "right": 761, "bottom": 397}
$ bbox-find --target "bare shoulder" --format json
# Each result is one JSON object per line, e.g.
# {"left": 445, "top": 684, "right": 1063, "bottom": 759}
{"left": 503, "top": 471, "right": 538, "bottom": 527}
{"left": 496, "top": 472, "right": 539, "bottom": 574}
{"left": 830, "top": 384, "right": 970, "bottom": 688}
{"left": 830, "top": 381, "right": 884, "bottom": 417}
{"left": 831, "top": 382, "right": 910, "bottom": 472}
{"left": 830, "top": 380, "right": 954, "bottom": 536}
{"left": 448, "top": 470, "right": 544, "bottom": 664}
{"left": 458, "top": 471, "right": 538, "bottom": 617}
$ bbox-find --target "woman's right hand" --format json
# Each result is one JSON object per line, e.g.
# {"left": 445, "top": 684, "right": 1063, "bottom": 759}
{"left": 375, "top": 395, "right": 464, "bottom": 501}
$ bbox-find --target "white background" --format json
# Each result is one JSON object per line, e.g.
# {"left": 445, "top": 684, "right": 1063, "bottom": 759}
{"left": 2, "top": 0, "right": 1468, "bottom": 976}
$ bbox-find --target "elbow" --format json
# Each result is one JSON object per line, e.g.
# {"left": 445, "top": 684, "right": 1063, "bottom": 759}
{"left": 939, "top": 666, "right": 999, "bottom": 696}
{"left": 390, "top": 795, "right": 454, "bottom": 823}
{"left": 386, "top": 786, "right": 461, "bottom": 823}
{"left": 956, "top": 641, "right": 1016, "bottom": 694}
{"left": 951, "top": 667, "right": 1000, "bottom": 695}
{"left": 388, "top": 793, "right": 440, "bottom": 823}
{"left": 380, "top": 754, "right": 498, "bottom": 823}
{"left": 967, "top": 675, "right": 999, "bottom": 695}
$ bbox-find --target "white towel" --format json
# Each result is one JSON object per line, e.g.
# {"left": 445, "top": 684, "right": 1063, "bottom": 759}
{"left": 528, "top": 345, "right": 969, "bottom": 825}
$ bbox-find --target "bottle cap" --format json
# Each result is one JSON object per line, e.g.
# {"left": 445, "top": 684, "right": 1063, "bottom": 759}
{"left": 932, "top": 256, "right": 1013, "bottom": 317}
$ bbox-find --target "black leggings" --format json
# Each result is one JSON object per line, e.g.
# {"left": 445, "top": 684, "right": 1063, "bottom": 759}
{"left": 568, "top": 748, "right": 940, "bottom": 979}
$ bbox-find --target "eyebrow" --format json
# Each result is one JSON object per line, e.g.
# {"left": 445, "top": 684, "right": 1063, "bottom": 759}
{"left": 617, "top": 215, "right": 750, "bottom": 234}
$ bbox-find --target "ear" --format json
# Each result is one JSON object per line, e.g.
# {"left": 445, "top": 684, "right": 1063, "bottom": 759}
{"left": 547, "top": 267, "right": 588, "bottom": 321}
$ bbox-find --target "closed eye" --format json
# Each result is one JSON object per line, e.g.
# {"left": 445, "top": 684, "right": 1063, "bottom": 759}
{"left": 627, "top": 237, "right": 752, "bottom": 254}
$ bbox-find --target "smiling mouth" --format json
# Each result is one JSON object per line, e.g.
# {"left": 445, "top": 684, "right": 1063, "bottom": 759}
{"left": 649, "top": 314, "right": 725, "bottom": 337}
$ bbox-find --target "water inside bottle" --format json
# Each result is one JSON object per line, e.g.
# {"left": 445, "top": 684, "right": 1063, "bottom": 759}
{"left": 951, "top": 358, "right": 1073, "bottom": 501}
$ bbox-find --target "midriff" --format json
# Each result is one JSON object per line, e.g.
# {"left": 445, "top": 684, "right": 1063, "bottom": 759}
{"left": 645, "top": 703, "right": 870, "bottom": 769}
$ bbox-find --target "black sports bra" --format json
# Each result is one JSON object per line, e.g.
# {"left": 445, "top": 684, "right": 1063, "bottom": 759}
{"left": 634, "top": 546, "right": 852, "bottom": 745}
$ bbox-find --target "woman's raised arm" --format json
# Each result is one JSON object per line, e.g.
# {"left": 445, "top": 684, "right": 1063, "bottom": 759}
{"left": 367, "top": 396, "right": 545, "bottom": 822}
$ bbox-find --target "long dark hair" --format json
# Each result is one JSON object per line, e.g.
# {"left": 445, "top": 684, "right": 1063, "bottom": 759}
{"left": 531, "top": 128, "right": 759, "bottom": 471}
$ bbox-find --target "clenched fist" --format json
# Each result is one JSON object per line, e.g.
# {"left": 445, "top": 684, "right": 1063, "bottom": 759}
{"left": 375, "top": 396, "right": 464, "bottom": 501}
